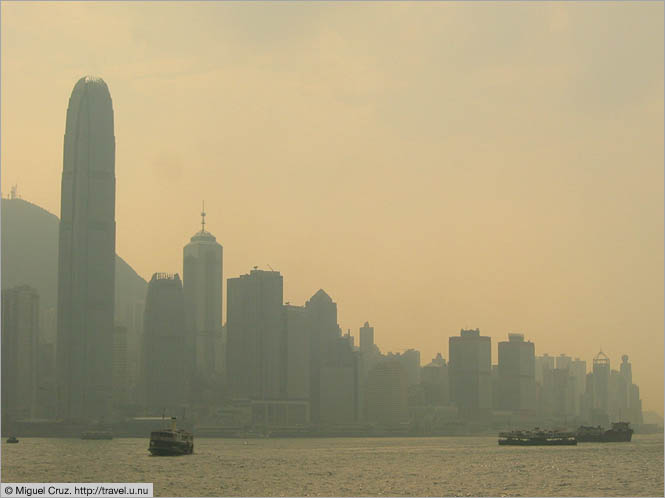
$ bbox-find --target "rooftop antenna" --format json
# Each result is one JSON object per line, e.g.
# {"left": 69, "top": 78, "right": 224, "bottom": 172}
{"left": 201, "top": 201, "right": 206, "bottom": 232}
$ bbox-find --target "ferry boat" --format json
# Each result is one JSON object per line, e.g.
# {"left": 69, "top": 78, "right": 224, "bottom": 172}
{"left": 576, "top": 422, "right": 633, "bottom": 443}
{"left": 149, "top": 417, "right": 193, "bottom": 456}
{"left": 6, "top": 436, "right": 19, "bottom": 443}
{"left": 81, "top": 430, "right": 114, "bottom": 440}
{"left": 498, "top": 428, "right": 577, "bottom": 446}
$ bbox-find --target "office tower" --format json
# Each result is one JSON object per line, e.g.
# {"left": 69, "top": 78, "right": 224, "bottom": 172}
{"left": 141, "top": 273, "right": 187, "bottom": 414}
{"left": 57, "top": 76, "right": 116, "bottom": 422}
{"left": 421, "top": 354, "right": 449, "bottom": 406}
{"left": 619, "top": 355, "right": 643, "bottom": 424}
{"left": 542, "top": 367, "right": 575, "bottom": 418}
{"left": 448, "top": 328, "right": 492, "bottom": 418}
{"left": 609, "top": 369, "right": 629, "bottom": 422}
{"left": 556, "top": 354, "right": 572, "bottom": 371}
{"left": 306, "top": 289, "right": 341, "bottom": 422}
{"left": 359, "top": 322, "right": 374, "bottom": 354}
{"left": 592, "top": 351, "right": 610, "bottom": 415}
{"left": 183, "top": 205, "right": 223, "bottom": 383}
{"left": 535, "top": 353, "right": 554, "bottom": 385}
{"left": 365, "top": 359, "right": 409, "bottom": 427}
{"left": 1, "top": 286, "right": 39, "bottom": 430}
{"left": 285, "top": 304, "right": 310, "bottom": 400}
{"left": 399, "top": 349, "right": 421, "bottom": 386}
{"left": 570, "top": 358, "right": 587, "bottom": 416}
{"left": 112, "top": 325, "right": 129, "bottom": 408}
{"left": 497, "top": 333, "right": 536, "bottom": 412}
{"left": 226, "top": 268, "right": 285, "bottom": 399}
{"left": 619, "top": 355, "right": 632, "bottom": 385}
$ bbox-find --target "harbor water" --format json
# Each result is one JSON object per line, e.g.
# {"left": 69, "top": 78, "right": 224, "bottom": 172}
{"left": 2, "top": 434, "right": 663, "bottom": 496}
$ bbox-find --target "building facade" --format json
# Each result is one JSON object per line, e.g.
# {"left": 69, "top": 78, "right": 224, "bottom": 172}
{"left": 448, "top": 328, "right": 492, "bottom": 418}
{"left": 57, "top": 76, "right": 116, "bottom": 422}
{"left": 226, "top": 269, "right": 285, "bottom": 400}
{"left": 497, "top": 333, "right": 536, "bottom": 412}
{"left": 141, "top": 273, "right": 187, "bottom": 414}
{"left": 183, "top": 208, "right": 223, "bottom": 385}
{"left": 1, "top": 286, "right": 40, "bottom": 430}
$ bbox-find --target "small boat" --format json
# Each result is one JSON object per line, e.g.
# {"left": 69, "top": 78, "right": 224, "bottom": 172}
{"left": 81, "top": 430, "right": 114, "bottom": 440}
{"left": 6, "top": 436, "right": 19, "bottom": 443}
{"left": 576, "top": 422, "right": 633, "bottom": 443}
{"left": 149, "top": 417, "right": 193, "bottom": 456}
{"left": 499, "top": 428, "right": 577, "bottom": 446}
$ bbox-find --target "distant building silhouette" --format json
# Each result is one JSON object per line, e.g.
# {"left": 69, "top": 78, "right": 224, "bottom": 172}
{"left": 1, "top": 285, "right": 39, "bottom": 431}
{"left": 421, "top": 354, "right": 449, "bottom": 406}
{"left": 359, "top": 322, "right": 374, "bottom": 355}
{"left": 226, "top": 268, "right": 285, "bottom": 400}
{"left": 365, "top": 359, "right": 409, "bottom": 427}
{"left": 449, "top": 328, "right": 491, "bottom": 419}
{"left": 56, "top": 76, "right": 116, "bottom": 422}
{"left": 497, "top": 333, "right": 536, "bottom": 413}
{"left": 285, "top": 304, "right": 310, "bottom": 401}
{"left": 183, "top": 205, "right": 223, "bottom": 386}
{"left": 141, "top": 273, "right": 187, "bottom": 414}
{"left": 592, "top": 351, "right": 610, "bottom": 416}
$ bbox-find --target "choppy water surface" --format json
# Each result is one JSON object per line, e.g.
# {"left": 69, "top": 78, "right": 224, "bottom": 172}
{"left": 2, "top": 435, "right": 663, "bottom": 496}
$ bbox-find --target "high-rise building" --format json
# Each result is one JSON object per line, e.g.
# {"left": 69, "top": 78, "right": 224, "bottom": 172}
{"left": 183, "top": 205, "right": 223, "bottom": 384}
{"left": 556, "top": 354, "right": 572, "bottom": 371}
{"left": 284, "top": 304, "right": 310, "bottom": 401}
{"left": 535, "top": 353, "right": 554, "bottom": 385}
{"left": 570, "top": 358, "right": 587, "bottom": 416}
{"left": 359, "top": 322, "right": 374, "bottom": 354}
{"left": 497, "top": 333, "right": 536, "bottom": 412}
{"left": 592, "top": 351, "right": 610, "bottom": 415}
{"left": 398, "top": 349, "right": 421, "bottom": 386}
{"left": 421, "top": 354, "right": 449, "bottom": 406}
{"left": 226, "top": 269, "right": 285, "bottom": 400}
{"left": 448, "top": 328, "right": 491, "bottom": 418}
{"left": 57, "top": 76, "right": 116, "bottom": 422}
{"left": 141, "top": 273, "right": 187, "bottom": 414}
{"left": 365, "top": 359, "right": 409, "bottom": 427}
{"left": 1, "top": 286, "right": 39, "bottom": 430}
{"left": 306, "top": 289, "right": 341, "bottom": 423}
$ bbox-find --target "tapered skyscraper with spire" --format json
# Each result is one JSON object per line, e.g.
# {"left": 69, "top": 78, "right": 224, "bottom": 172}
{"left": 56, "top": 76, "right": 116, "bottom": 422}
{"left": 183, "top": 203, "right": 223, "bottom": 385}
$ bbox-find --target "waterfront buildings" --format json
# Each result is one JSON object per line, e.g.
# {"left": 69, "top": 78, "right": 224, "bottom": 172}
{"left": 56, "top": 76, "right": 116, "bottom": 422}
{"left": 141, "top": 273, "right": 187, "bottom": 414}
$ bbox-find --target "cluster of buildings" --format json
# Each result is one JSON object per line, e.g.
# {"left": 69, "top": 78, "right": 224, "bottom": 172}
{"left": 0, "top": 76, "right": 647, "bottom": 435}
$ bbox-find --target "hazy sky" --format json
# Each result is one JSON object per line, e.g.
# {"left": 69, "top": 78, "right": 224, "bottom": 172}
{"left": 2, "top": 2, "right": 663, "bottom": 413}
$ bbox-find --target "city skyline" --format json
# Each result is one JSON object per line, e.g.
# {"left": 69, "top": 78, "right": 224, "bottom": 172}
{"left": 1, "top": 1, "right": 662, "bottom": 414}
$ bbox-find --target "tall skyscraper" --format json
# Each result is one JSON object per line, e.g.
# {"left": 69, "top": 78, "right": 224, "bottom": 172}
{"left": 141, "top": 273, "right": 187, "bottom": 414}
{"left": 1, "top": 286, "right": 40, "bottom": 431}
{"left": 183, "top": 205, "right": 223, "bottom": 384}
{"left": 497, "top": 333, "right": 536, "bottom": 412}
{"left": 226, "top": 268, "right": 285, "bottom": 400}
{"left": 56, "top": 76, "right": 116, "bottom": 422}
{"left": 592, "top": 351, "right": 610, "bottom": 415}
{"left": 359, "top": 322, "right": 374, "bottom": 354}
{"left": 448, "top": 328, "right": 492, "bottom": 418}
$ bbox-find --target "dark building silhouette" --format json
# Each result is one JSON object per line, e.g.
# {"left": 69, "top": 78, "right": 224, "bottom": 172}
{"left": 141, "top": 273, "right": 187, "bottom": 414}
{"left": 449, "top": 328, "right": 491, "bottom": 418}
{"left": 56, "top": 76, "right": 116, "bottom": 422}
{"left": 226, "top": 268, "right": 285, "bottom": 400}
{"left": 183, "top": 206, "right": 223, "bottom": 386}
{"left": 359, "top": 321, "right": 374, "bottom": 354}
{"left": 497, "top": 333, "right": 536, "bottom": 413}
{"left": 1, "top": 285, "right": 39, "bottom": 432}
{"left": 592, "top": 351, "right": 610, "bottom": 416}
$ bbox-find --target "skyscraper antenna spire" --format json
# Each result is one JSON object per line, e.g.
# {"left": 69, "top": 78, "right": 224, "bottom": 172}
{"left": 201, "top": 201, "right": 206, "bottom": 232}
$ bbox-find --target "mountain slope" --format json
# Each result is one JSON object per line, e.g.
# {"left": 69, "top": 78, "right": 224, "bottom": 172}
{"left": 1, "top": 197, "right": 147, "bottom": 324}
